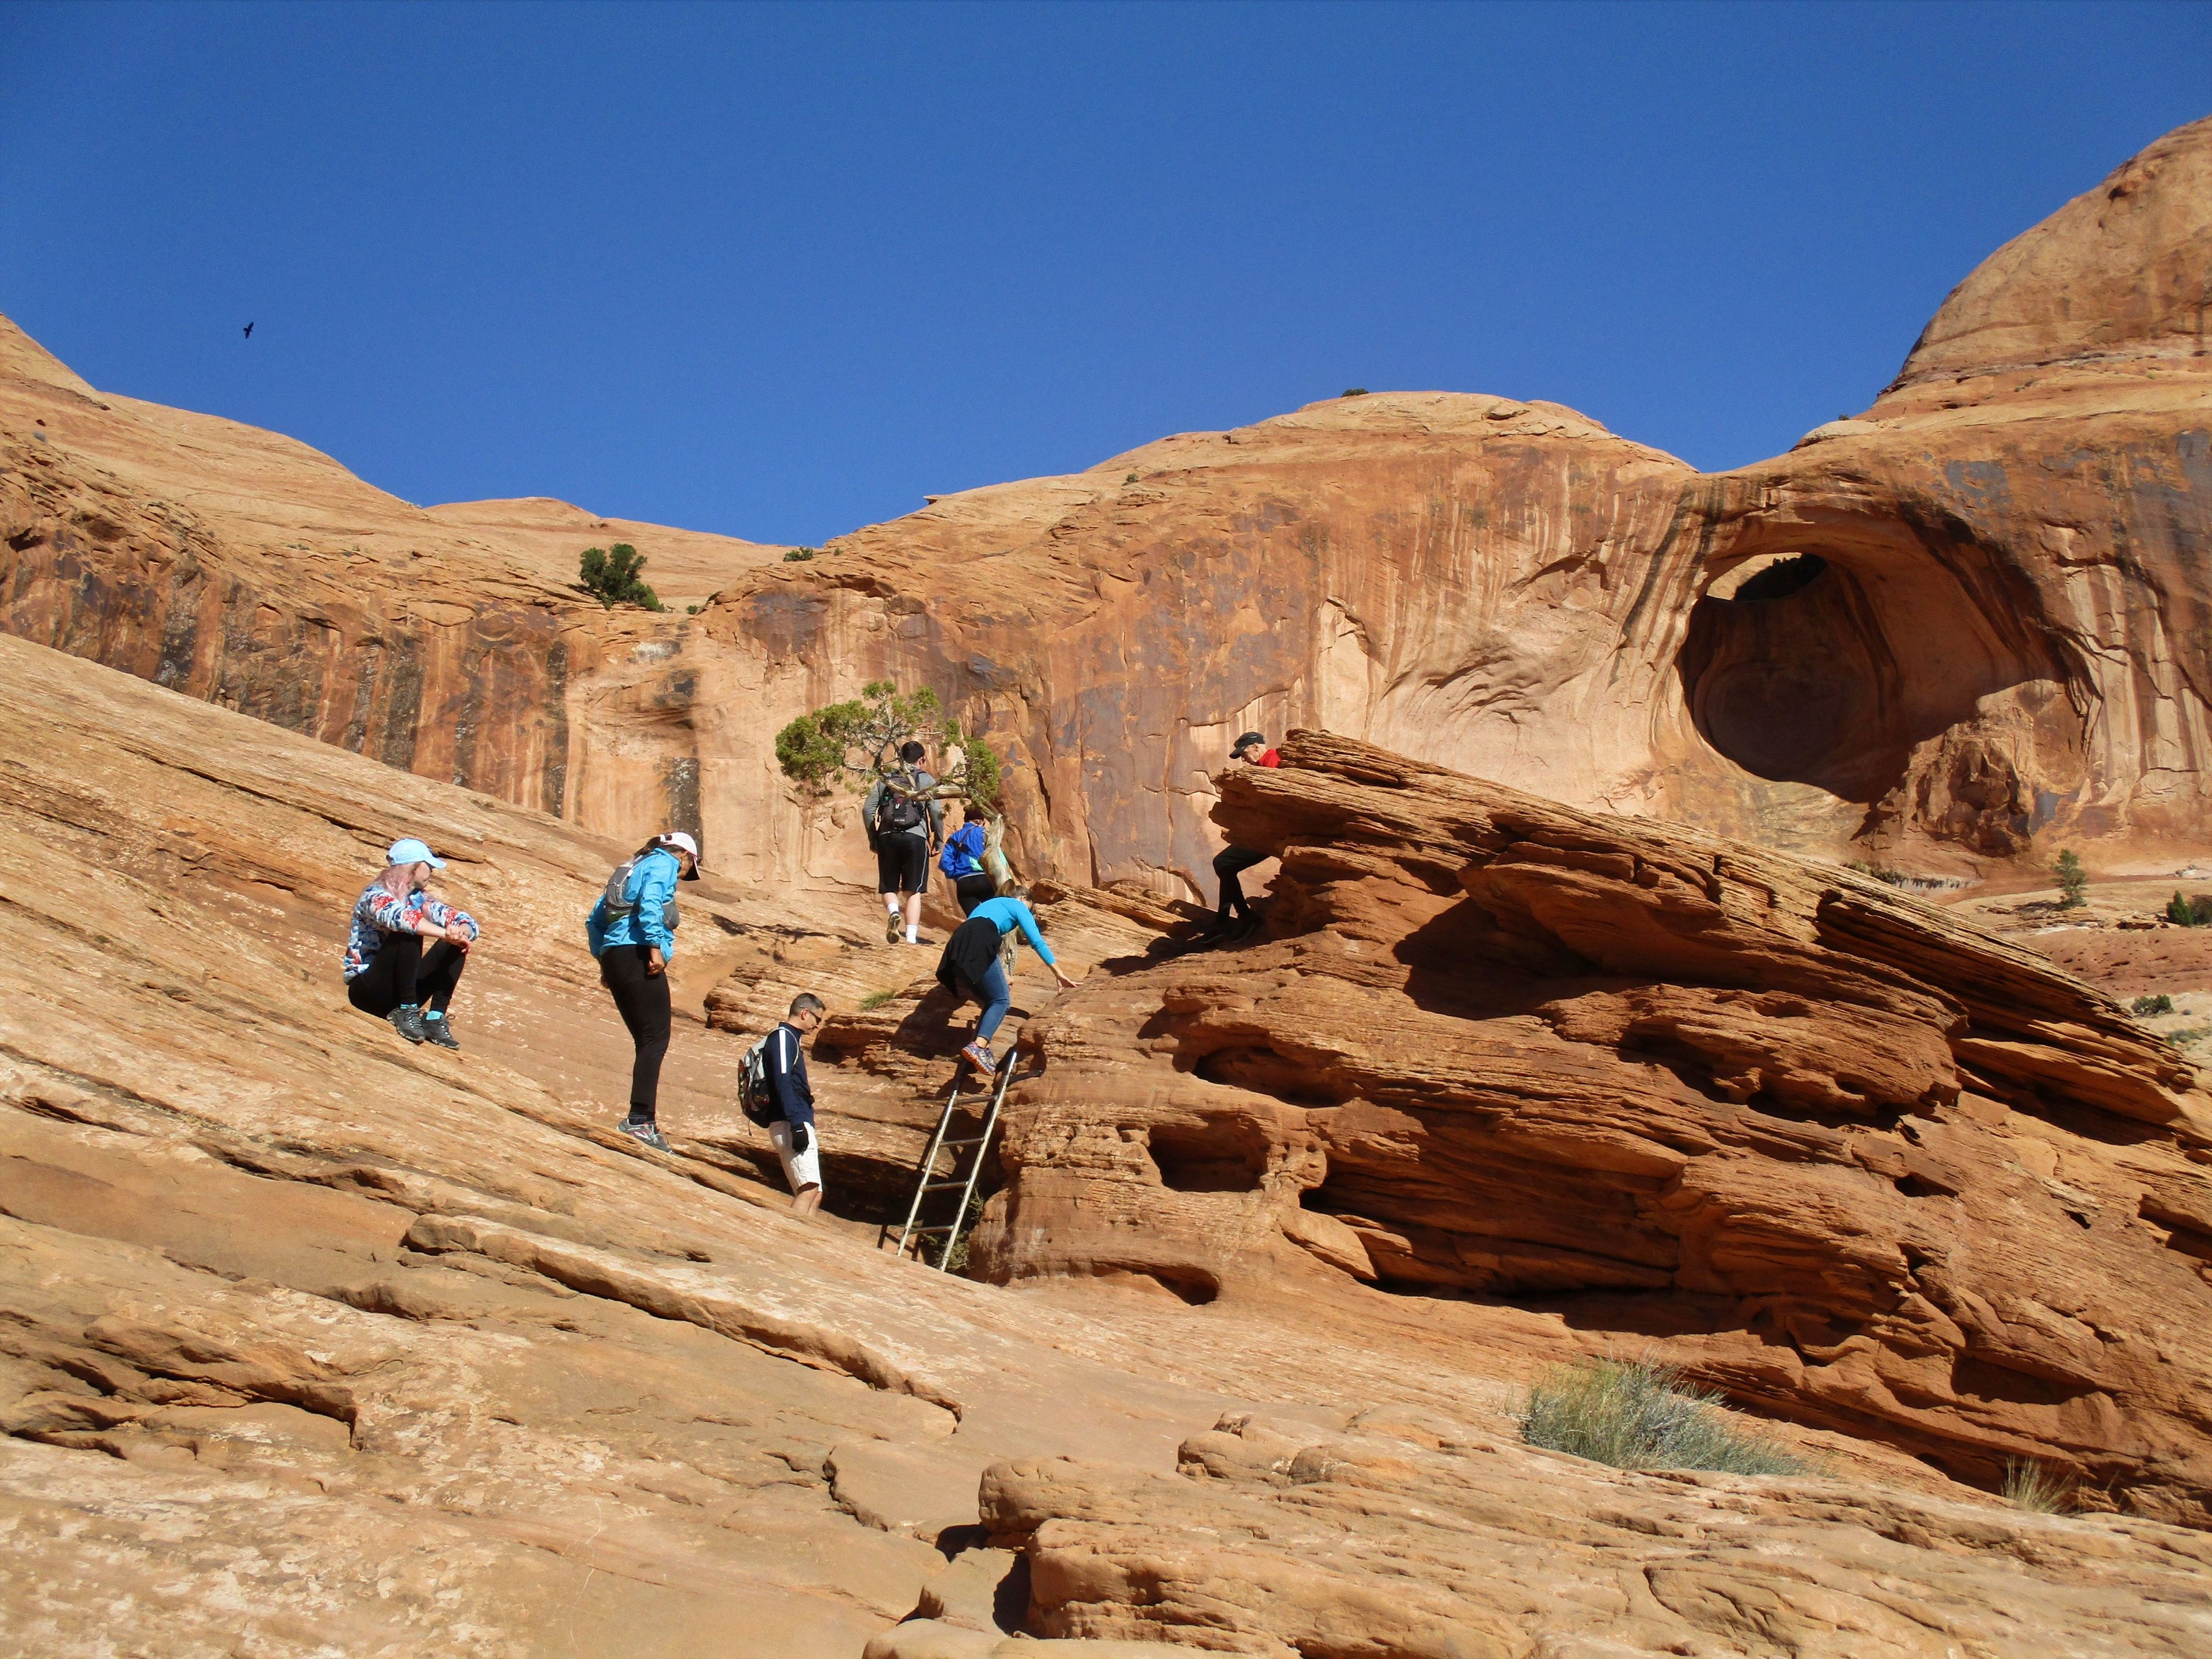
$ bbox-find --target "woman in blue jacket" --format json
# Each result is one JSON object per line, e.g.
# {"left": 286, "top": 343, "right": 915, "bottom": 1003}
{"left": 935, "top": 890, "right": 1075, "bottom": 1075}
{"left": 586, "top": 831, "right": 699, "bottom": 1150}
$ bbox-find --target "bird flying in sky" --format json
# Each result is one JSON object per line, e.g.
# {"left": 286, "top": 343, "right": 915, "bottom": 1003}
{"left": 243, "top": 322, "right": 254, "bottom": 339}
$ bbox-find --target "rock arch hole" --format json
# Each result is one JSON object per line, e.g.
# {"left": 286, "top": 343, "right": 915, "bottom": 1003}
{"left": 1677, "top": 528, "right": 2068, "bottom": 817}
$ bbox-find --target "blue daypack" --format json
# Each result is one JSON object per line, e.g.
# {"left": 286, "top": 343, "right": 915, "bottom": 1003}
{"left": 939, "top": 821, "right": 986, "bottom": 878}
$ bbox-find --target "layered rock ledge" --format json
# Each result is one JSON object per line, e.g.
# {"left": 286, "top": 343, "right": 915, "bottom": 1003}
{"left": 976, "top": 731, "right": 2212, "bottom": 1526}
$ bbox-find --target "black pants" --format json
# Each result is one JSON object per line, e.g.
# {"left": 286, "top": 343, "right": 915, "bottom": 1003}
{"left": 955, "top": 873, "right": 996, "bottom": 915}
{"left": 600, "top": 945, "right": 672, "bottom": 1119}
{"left": 1214, "top": 847, "right": 1267, "bottom": 919}
{"left": 349, "top": 934, "right": 466, "bottom": 1017}
{"left": 876, "top": 835, "right": 929, "bottom": 895}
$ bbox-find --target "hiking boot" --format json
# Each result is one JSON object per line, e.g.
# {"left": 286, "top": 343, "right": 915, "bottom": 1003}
{"left": 960, "top": 1040, "right": 998, "bottom": 1075}
{"left": 420, "top": 1013, "right": 460, "bottom": 1051}
{"left": 1231, "top": 908, "right": 1267, "bottom": 940}
{"left": 885, "top": 912, "right": 904, "bottom": 944}
{"left": 618, "top": 1116, "right": 671, "bottom": 1153}
{"left": 388, "top": 1005, "right": 429, "bottom": 1044}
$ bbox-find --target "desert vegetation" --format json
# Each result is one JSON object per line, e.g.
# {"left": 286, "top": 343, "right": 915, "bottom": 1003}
{"left": 2003, "top": 1459, "right": 2077, "bottom": 1514}
{"left": 1517, "top": 1357, "right": 1804, "bottom": 1476}
{"left": 775, "top": 679, "right": 1003, "bottom": 809}
{"left": 2055, "top": 849, "right": 2088, "bottom": 908}
{"left": 578, "top": 542, "right": 663, "bottom": 610}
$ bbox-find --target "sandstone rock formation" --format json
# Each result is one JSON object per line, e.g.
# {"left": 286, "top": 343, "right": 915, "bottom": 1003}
{"left": 7, "top": 119, "right": 2210, "bottom": 901}
{"left": 4, "top": 634, "right": 2210, "bottom": 1654}
{"left": 0, "top": 310, "right": 784, "bottom": 844}
{"left": 974, "top": 731, "right": 2212, "bottom": 1529}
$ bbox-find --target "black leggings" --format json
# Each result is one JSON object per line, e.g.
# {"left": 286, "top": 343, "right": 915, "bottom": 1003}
{"left": 600, "top": 944, "right": 672, "bottom": 1119}
{"left": 349, "top": 934, "right": 466, "bottom": 1017}
{"left": 955, "top": 873, "right": 997, "bottom": 915}
{"left": 1214, "top": 847, "right": 1267, "bottom": 919}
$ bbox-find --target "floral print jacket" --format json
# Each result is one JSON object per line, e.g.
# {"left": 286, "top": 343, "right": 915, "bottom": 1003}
{"left": 343, "top": 878, "right": 480, "bottom": 980}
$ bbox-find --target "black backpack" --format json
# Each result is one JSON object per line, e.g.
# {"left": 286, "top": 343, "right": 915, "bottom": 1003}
{"left": 877, "top": 772, "right": 927, "bottom": 835}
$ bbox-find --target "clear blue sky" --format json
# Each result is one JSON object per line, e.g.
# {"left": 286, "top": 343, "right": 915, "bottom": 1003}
{"left": 5, "top": 2, "right": 2207, "bottom": 546}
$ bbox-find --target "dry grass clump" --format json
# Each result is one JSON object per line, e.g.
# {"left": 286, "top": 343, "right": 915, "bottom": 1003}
{"left": 1518, "top": 1357, "right": 1804, "bottom": 1476}
{"left": 2003, "top": 1458, "right": 2077, "bottom": 1513}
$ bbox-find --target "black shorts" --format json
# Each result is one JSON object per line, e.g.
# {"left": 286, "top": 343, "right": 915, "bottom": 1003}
{"left": 876, "top": 835, "right": 929, "bottom": 894}
{"left": 955, "top": 873, "right": 996, "bottom": 914}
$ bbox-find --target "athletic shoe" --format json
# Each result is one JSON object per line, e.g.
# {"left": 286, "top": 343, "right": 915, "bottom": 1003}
{"left": 388, "top": 1005, "right": 428, "bottom": 1044}
{"left": 420, "top": 1013, "right": 460, "bottom": 1051}
{"left": 618, "top": 1117, "right": 671, "bottom": 1153}
{"left": 960, "top": 1040, "right": 998, "bottom": 1075}
{"left": 1231, "top": 909, "right": 1267, "bottom": 940}
{"left": 885, "top": 912, "right": 904, "bottom": 943}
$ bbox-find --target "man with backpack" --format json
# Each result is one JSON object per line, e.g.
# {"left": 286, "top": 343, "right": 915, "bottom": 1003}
{"left": 586, "top": 830, "right": 699, "bottom": 1151}
{"left": 862, "top": 740, "right": 943, "bottom": 945}
{"left": 741, "top": 993, "right": 826, "bottom": 1214}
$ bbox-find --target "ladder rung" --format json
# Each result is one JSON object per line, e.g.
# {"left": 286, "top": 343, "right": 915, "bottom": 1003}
{"left": 904, "top": 1224, "right": 955, "bottom": 1234}
{"left": 925, "top": 1180, "right": 976, "bottom": 1192}
{"left": 938, "top": 1137, "right": 987, "bottom": 1147}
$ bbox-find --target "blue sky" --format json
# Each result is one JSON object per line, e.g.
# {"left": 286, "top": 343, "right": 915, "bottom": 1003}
{"left": 4, "top": 2, "right": 2207, "bottom": 546}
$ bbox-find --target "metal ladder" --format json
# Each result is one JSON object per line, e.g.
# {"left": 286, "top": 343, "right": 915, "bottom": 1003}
{"left": 884, "top": 1046, "right": 1016, "bottom": 1270}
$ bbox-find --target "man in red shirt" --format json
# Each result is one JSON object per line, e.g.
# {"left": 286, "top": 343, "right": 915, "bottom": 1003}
{"left": 1195, "top": 731, "right": 1280, "bottom": 944}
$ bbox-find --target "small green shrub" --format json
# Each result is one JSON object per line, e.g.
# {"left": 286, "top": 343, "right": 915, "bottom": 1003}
{"left": 1341, "top": 387, "right": 1368, "bottom": 397}
{"left": 2133, "top": 993, "right": 2175, "bottom": 1017}
{"left": 1123, "top": 473, "right": 1139, "bottom": 484}
{"left": 783, "top": 546, "right": 816, "bottom": 562}
{"left": 579, "top": 543, "right": 662, "bottom": 610}
{"left": 2055, "top": 849, "right": 2088, "bottom": 909}
{"left": 685, "top": 604, "right": 700, "bottom": 615}
{"left": 2169, "top": 1025, "right": 2211, "bottom": 1047}
{"left": 1518, "top": 1357, "right": 1803, "bottom": 1476}
{"left": 2166, "top": 891, "right": 2212, "bottom": 926}
{"left": 857, "top": 989, "right": 894, "bottom": 1012}
{"left": 2002, "top": 1458, "right": 2075, "bottom": 1513}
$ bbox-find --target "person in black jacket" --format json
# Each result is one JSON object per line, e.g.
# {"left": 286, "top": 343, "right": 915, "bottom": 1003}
{"left": 766, "top": 992, "right": 825, "bottom": 1214}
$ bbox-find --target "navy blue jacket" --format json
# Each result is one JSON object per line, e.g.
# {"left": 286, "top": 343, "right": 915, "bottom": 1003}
{"left": 767, "top": 1022, "right": 815, "bottom": 1130}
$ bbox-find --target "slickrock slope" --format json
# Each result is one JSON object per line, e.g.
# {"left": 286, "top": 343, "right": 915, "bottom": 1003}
{"left": 975, "top": 732, "right": 2212, "bottom": 1531}
{"left": 4, "top": 638, "right": 2211, "bottom": 1657}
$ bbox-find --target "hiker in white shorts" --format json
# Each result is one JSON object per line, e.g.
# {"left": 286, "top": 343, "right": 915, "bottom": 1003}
{"left": 765, "top": 993, "right": 825, "bottom": 1215}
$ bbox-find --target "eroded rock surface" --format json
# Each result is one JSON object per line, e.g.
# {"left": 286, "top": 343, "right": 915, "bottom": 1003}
{"left": 976, "top": 731, "right": 2212, "bottom": 1528}
{"left": 5, "top": 637, "right": 2211, "bottom": 1654}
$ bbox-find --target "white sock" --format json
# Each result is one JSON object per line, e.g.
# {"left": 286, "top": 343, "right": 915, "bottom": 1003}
{"left": 905, "top": 924, "right": 918, "bottom": 944}
{"left": 885, "top": 896, "right": 900, "bottom": 915}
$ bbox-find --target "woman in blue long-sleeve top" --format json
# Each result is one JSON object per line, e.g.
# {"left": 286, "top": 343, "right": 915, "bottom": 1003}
{"left": 586, "top": 831, "right": 699, "bottom": 1149}
{"left": 934, "top": 891, "right": 1075, "bottom": 1075}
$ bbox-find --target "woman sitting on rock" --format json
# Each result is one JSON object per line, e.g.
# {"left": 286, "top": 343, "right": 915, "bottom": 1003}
{"left": 344, "top": 837, "right": 479, "bottom": 1049}
{"left": 935, "top": 888, "right": 1075, "bottom": 1075}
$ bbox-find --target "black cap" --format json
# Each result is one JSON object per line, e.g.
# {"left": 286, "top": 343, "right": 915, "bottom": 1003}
{"left": 1233, "top": 731, "right": 1266, "bottom": 753}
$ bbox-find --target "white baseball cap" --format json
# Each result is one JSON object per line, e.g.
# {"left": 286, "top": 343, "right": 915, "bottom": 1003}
{"left": 656, "top": 831, "right": 702, "bottom": 877}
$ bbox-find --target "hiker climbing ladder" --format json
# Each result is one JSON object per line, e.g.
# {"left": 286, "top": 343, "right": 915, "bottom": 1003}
{"left": 885, "top": 1045, "right": 1016, "bottom": 1270}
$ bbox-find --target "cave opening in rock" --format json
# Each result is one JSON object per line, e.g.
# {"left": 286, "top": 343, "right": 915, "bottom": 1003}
{"left": 1677, "top": 525, "right": 2069, "bottom": 819}
{"left": 1147, "top": 1120, "right": 1270, "bottom": 1194}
